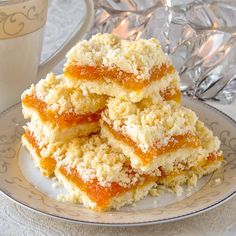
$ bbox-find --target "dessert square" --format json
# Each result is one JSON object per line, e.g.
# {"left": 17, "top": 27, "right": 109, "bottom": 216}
{"left": 21, "top": 73, "right": 107, "bottom": 142}
{"left": 55, "top": 134, "right": 156, "bottom": 211}
{"left": 64, "top": 33, "right": 181, "bottom": 103}
{"left": 101, "top": 98, "right": 222, "bottom": 173}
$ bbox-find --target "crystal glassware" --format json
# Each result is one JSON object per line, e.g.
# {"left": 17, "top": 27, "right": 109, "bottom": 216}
{"left": 88, "top": 0, "right": 236, "bottom": 103}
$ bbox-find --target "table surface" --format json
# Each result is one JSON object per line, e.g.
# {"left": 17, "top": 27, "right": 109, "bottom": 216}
{"left": 0, "top": 0, "right": 236, "bottom": 235}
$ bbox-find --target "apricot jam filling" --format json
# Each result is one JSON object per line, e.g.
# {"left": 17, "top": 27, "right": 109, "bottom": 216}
{"left": 198, "top": 152, "right": 224, "bottom": 167}
{"left": 103, "top": 121, "right": 201, "bottom": 165}
{"left": 160, "top": 87, "right": 181, "bottom": 103}
{"left": 59, "top": 166, "right": 153, "bottom": 209}
{"left": 64, "top": 63, "right": 175, "bottom": 91}
{"left": 22, "top": 95, "right": 102, "bottom": 128}
{"left": 24, "top": 131, "right": 56, "bottom": 175}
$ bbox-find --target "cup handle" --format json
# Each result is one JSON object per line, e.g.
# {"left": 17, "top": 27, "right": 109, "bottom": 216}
{"left": 37, "top": 0, "right": 94, "bottom": 80}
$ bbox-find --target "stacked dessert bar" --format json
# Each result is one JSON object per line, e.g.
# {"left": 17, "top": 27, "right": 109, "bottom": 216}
{"left": 22, "top": 34, "right": 224, "bottom": 211}
{"left": 22, "top": 73, "right": 107, "bottom": 176}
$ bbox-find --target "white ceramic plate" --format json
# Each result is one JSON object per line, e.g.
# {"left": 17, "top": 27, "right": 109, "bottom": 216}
{"left": 0, "top": 97, "right": 235, "bottom": 226}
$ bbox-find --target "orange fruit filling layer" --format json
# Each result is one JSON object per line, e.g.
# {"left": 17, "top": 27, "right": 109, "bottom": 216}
{"left": 64, "top": 63, "right": 175, "bottom": 91}
{"left": 59, "top": 166, "right": 153, "bottom": 210}
{"left": 160, "top": 87, "right": 181, "bottom": 103}
{"left": 103, "top": 121, "right": 201, "bottom": 165}
{"left": 24, "top": 131, "right": 56, "bottom": 176}
{"left": 22, "top": 95, "right": 102, "bottom": 128}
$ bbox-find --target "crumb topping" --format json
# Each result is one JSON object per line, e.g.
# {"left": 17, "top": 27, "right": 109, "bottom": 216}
{"left": 65, "top": 33, "right": 171, "bottom": 80}
{"left": 195, "top": 120, "right": 221, "bottom": 153}
{"left": 102, "top": 98, "right": 198, "bottom": 152}
{"left": 21, "top": 73, "right": 107, "bottom": 115}
{"left": 58, "top": 134, "right": 142, "bottom": 187}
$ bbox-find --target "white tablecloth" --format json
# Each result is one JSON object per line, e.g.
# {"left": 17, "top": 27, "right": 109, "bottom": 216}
{"left": 0, "top": 0, "right": 235, "bottom": 235}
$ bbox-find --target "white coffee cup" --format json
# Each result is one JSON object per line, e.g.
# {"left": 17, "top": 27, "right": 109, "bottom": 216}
{"left": 0, "top": 0, "right": 94, "bottom": 112}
